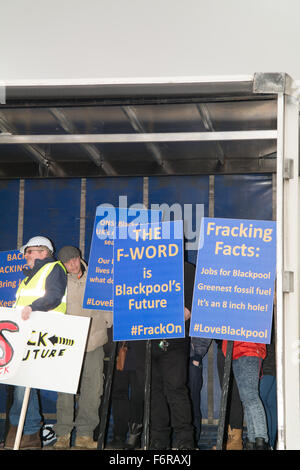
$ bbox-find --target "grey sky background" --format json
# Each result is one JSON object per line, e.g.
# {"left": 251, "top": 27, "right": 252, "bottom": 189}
{"left": 1, "top": 0, "right": 300, "bottom": 82}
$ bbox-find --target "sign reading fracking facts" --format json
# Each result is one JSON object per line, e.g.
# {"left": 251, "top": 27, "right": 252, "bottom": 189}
{"left": 0, "top": 308, "right": 90, "bottom": 394}
{"left": 190, "top": 217, "right": 276, "bottom": 344}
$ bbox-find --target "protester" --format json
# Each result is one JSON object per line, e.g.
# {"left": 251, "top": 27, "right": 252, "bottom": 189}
{"left": 5, "top": 236, "right": 67, "bottom": 450}
{"left": 107, "top": 340, "right": 145, "bottom": 449}
{"left": 214, "top": 341, "right": 244, "bottom": 450}
{"left": 53, "top": 246, "right": 112, "bottom": 449}
{"left": 189, "top": 337, "right": 211, "bottom": 446}
{"left": 149, "top": 261, "right": 195, "bottom": 450}
{"left": 259, "top": 328, "right": 277, "bottom": 449}
{"left": 190, "top": 337, "right": 245, "bottom": 450}
{"left": 222, "top": 339, "right": 269, "bottom": 450}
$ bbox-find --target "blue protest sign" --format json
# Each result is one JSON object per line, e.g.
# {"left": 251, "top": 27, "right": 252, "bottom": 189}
{"left": 0, "top": 250, "right": 27, "bottom": 307}
{"left": 113, "top": 220, "right": 185, "bottom": 341}
{"left": 190, "top": 218, "right": 276, "bottom": 343}
{"left": 83, "top": 206, "right": 161, "bottom": 310}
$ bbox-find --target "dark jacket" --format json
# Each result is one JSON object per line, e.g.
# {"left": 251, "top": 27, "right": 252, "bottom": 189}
{"left": 262, "top": 327, "right": 276, "bottom": 376}
{"left": 22, "top": 256, "right": 67, "bottom": 312}
{"left": 191, "top": 337, "right": 212, "bottom": 361}
{"left": 153, "top": 261, "right": 196, "bottom": 352}
{"left": 222, "top": 340, "right": 266, "bottom": 361}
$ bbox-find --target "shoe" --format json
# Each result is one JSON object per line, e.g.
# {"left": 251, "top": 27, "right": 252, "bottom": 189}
{"left": 5, "top": 426, "right": 41, "bottom": 450}
{"left": 41, "top": 424, "right": 57, "bottom": 447}
{"left": 150, "top": 440, "right": 168, "bottom": 450}
{"left": 212, "top": 425, "right": 243, "bottom": 450}
{"left": 19, "top": 431, "right": 41, "bottom": 450}
{"left": 173, "top": 440, "right": 195, "bottom": 450}
{"left": 124, "top": 423, "right": 143, "bottom": 449}
{"left": 226, "top": 426, "right": 243, "bottom": 450}
{"left": 243, "top": 438, "right": 255, "bottom": 450}
{"left": 53, "top": 434, "right": 71, "bottom": 449}
{"left": 4, "top": 425, "right": 17, "bottom": 449}
{"left": 106, "top": 436, "right": 126, "bottom": 449}
{"left": 73, "top": 435, "right": 97, "bottom": 449}
{"left": 255, "top": 437, "right": 269, "bottom": 450}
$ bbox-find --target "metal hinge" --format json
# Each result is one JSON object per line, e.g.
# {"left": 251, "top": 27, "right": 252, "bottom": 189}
{"left": 283, "top": 271, "right": 294, "bottom": 293}
{"left": 0, "top": 83, "right": 5, "bottom": 105}
{"left": 284, "top": 159, "right": 294, "bottom": 179}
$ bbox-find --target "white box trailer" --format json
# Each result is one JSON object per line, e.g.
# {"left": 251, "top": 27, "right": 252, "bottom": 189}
{"left": 0, "top": 72, "right": 299, "bottom": 449}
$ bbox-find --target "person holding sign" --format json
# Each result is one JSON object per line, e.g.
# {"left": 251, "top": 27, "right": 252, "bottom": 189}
{"left": 259, "top": 326, "right": 277, "bottom": 449}
{"left": 107, "top": 339, "right": 145, "bottom": 450}
{"left": 53, "top": 246, "right": 112, "bottom": 450}
{"left": 190, "top": 216, "right": 276, "bottom": 450}
{"left": 5, "top": 236, "right": 67, "bottom": 450}
{"left": 222, "top": 339, "right": 269, "bottom": 450}
{"left": 149, "top": 261, "right": 195, "bottom": 450}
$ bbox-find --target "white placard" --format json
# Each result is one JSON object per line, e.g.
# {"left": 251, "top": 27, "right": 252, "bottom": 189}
{"left": 0, "top": 308, "right": 90, "bottom": 394}
{"left": 0, "top": 308, "right": 31, "bottom": 379}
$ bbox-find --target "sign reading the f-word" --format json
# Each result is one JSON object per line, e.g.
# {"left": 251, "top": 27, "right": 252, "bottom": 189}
{"left": 113, "top": 220, "right": 185, "bottom": 341}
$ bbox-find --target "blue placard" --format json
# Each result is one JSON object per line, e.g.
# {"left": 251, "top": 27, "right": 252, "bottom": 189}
{"left": 113, "top": 220, "right": 185, "bottom": 341}
{"left": 190, "top": 218, "right": 276, "bottom": 343}
{"left": 0, "top": 250, "right": 27, "bottom": 307}
{"left": 83, "top": 206, "right": 162, "bottom": 310}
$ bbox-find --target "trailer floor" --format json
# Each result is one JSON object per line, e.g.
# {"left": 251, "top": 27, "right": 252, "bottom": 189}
{"left": 0, "top": 420, "right": 247, "bottom": 451}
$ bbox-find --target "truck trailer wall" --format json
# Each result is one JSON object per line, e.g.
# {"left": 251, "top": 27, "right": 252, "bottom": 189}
{"left": 0, "top": 173, "right": 273, "bottom": 423}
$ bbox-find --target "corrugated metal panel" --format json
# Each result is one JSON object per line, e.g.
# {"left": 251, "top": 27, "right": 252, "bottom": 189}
{"left": 22, "top": 179, "right": 82, "bottom": 253}
{"left": 0, "top": 180, "right": 19, "bottom": 250}
{"left": 148, "top": 175, "right": 209, "bottom": 265}
{"left": 85, "top": 177, "right": 144, "bottom": 258}
{"left": 215, "top": 174, "right": 272, "bottom": 220}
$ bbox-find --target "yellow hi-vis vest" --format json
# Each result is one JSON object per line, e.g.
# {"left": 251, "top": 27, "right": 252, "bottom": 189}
{"left": 15, "top": 261, "right": 67, "bottom": 314}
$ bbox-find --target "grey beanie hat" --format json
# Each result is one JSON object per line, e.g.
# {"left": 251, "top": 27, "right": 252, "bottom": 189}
{"left": 57, "top": 246, "right": 81, "bottom": 264}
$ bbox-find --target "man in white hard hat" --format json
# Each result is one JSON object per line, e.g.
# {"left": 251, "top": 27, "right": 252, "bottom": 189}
{"left": 5, "top": 236, "right": 67, "bottom": 450}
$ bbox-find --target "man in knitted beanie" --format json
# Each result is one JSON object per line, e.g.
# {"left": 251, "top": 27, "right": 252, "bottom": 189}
{"left": 53, "top": 246, "right": 112, "bottom": 449}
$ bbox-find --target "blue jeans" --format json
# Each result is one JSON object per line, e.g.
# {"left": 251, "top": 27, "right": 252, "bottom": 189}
{"left": 232, "top": 356, "right": 268, "bottom": 443}
{"left": 259, "top": 375, "right": 277, "bottom": 448}
{"left": 9, "top": 386, "right": 41, "bottom": 435}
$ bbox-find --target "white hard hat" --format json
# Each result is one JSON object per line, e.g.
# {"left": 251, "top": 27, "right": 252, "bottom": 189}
{"left": 20, "top": 236, "right": 54, "bottom": 254}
